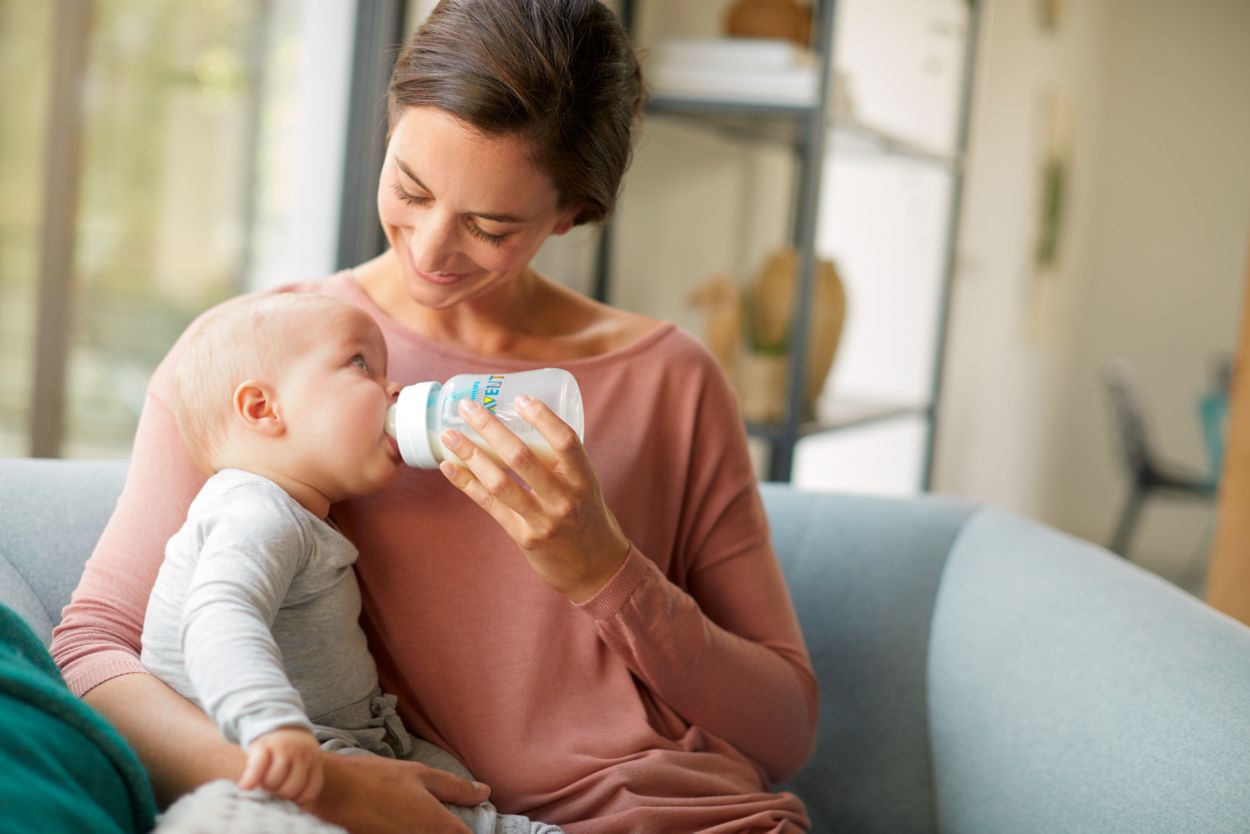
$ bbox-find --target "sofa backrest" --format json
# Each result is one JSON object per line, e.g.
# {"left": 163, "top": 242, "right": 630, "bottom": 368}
{"left": 760, "top": 484, "right": 975, "bottom": 834}
{"left": 0, "top": 458, "right": 128, "bottom": 646}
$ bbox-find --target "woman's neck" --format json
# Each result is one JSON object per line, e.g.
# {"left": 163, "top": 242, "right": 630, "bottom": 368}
{"left": 353, "top": 249, "right": 619, "bottom": 361}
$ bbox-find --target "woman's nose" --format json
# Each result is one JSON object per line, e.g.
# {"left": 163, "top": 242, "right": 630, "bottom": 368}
{"left": 409, "top": 210, "right": 458, "bottom": 271}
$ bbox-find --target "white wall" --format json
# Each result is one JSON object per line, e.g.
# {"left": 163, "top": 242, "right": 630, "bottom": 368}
{"left": 1046, "top": 0, "right": 1250, "bottom": 580}
{"left": 933, "top": 0, "right": 1111, "bottom": 513}
{"left": 935, "top": 0, "right": 1250, "bottom": 585}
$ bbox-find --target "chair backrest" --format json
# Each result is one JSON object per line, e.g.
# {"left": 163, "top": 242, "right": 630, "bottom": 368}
{"left": 1103, "top": 360, "right": 1154, "bottom": 482}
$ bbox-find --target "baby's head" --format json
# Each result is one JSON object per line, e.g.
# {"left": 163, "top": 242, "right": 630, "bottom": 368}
{"left": 174, "top": 293, "right": 403, "bottom": 509}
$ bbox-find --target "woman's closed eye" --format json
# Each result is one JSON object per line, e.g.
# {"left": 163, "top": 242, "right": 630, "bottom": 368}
{"left": 391, "top": 182, "right": 430, "bottom": 207}
{"left": 468, "top": 225, "right": 507, "bottom": 247}
{"left": 390, "top": 182, "right": 510, "bottom": 248}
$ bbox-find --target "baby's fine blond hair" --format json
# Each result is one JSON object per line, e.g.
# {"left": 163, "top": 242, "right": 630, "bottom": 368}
{"left": 173, "top": 293, "right": 348, "bottom": 472}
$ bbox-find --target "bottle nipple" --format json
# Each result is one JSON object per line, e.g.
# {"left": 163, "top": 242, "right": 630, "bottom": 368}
{"left": 385, "top": 404, "right": 398, "bottom": 439}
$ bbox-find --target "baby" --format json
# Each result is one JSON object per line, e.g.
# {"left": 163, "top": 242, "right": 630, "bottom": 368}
{"left": 140, "top": 292, "right": 560, "bottom": 833}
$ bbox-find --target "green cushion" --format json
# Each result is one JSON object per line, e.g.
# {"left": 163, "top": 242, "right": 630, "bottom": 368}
{"left": 0, "top": 604, "right": 156, "bottom": 834}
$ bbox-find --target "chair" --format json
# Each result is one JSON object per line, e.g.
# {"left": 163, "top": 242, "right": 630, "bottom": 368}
{"left": 1103, "top": 360, "right": 1217, "bottom": 558}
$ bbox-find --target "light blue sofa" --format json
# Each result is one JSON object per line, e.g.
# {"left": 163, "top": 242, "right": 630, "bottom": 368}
{"left": 3, "top": 457, "right": 1250, "bottom": 833}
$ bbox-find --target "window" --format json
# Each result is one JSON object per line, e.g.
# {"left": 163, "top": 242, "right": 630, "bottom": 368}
{"left": 0, "top": 0, "right": 354, "bottom": 458}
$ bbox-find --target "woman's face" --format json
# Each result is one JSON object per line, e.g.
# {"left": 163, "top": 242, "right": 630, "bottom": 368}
{"left": 377, "top": 106, "right": 578, "bottom": 309}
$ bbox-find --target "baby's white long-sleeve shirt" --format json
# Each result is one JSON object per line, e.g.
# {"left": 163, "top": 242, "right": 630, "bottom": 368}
{"left": 140, "top": 468, "right": 378, "bottom": 749}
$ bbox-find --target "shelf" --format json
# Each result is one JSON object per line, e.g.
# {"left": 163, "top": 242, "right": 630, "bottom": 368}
{"left": 832, "top": 117, "right": 961, "bottom": 169}
{"left": 646, "top": 94, "right": 960, "bottom": 168}
{"left": 607, "top": 0, "right": 981, "bottom": 483}
{"left": 645, "top": 95, "right": 814, "bottom": 148}
{"left": 746, "top": 399, "right": 932, "bottom": 441}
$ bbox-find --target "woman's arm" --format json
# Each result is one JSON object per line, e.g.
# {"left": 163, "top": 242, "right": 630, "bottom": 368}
{"left": 88, "top": 673, "right": 489, "bottom": 834}
{"left": 577, "top": 519, "right": 818, "bottom": 783}
{"left": 84, "top": 672, "right": 246, "bottom": 806}
{"left": 438, "top": 372, "right": 818, "bottom": 783}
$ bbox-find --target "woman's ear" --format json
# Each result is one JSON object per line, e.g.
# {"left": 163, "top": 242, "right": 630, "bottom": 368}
{"left": 232, "top": 380, "right": 284, "bottom": 436}
{"left": 552, "top": 206, "right": 579, "bottom": 236}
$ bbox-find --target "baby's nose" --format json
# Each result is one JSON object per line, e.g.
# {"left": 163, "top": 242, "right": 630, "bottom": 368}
{"left": 384, "top": 379, "right": 404, "bottom": 400}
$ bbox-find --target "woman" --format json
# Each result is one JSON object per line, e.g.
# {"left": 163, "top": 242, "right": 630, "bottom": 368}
{"left": 50, "top": 1, "right": 818, "bottom": 831}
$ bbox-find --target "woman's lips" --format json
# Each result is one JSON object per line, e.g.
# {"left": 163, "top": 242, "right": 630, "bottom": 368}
{"left": 415, "top": 267, "right": 468, "bottom": 286}
{"left": 406, "top": 248, "right": 468, "bottom": 286}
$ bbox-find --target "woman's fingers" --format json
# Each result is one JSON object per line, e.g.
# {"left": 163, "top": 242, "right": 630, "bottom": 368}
{"left": 513, "top": 395, "right": 591, "bottom": 490}
{"left": 451, "top": 396, "right": 589, "bottom": 501}
{"left": 421, "top": 766, "right": 491, "bottom": 807}
{"left": 312, "top": 753, "right": 482, "bottom": 834}
{"left": 438, "top": 442, "right": 529, "bottom": 540}
{"left": 451, "top": 399, "right": 566, "bottom": 495}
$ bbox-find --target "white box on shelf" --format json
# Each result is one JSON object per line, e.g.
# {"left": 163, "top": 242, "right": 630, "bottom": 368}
{"left": 650, "top": 37, "right": 812, "bottom": 73}
{"left": 647, "top": 36, "right": 818, "bottom": 107}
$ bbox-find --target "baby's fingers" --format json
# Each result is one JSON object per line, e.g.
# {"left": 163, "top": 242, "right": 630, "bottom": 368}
{"left": 295, "top": 761, "right": 325, "bottom": 805}
{"left": 262, "top": 752, "right": 294, "bottom": 794}
{"left": 277, "top": 755, "right": 313, "bottom": 801}
{"left": 239, "top": 746, "right": 271, "bottom": 791}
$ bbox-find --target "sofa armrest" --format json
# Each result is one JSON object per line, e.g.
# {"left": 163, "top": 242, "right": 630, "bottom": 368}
{"left": 929, "top": 509, "right": 1250, "bottom": 832}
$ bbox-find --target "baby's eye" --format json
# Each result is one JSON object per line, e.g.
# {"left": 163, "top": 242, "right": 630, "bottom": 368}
{"left": 350, "top": 354, "right": 369, "bottom": 372}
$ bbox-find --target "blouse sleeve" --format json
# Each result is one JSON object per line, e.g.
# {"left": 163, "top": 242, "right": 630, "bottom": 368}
{"left": 576, "top": 350, "right": 818, "bottom": 784}
{"left": 50, "top": 337, "right": 208, "bottom": 697}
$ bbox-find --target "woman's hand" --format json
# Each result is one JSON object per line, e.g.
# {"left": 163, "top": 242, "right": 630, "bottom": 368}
{"left": 439, "top": 396, "right": 631, "bottom": 602}
{"left": 308, "top": 752, "right": 489, "bottom": 834}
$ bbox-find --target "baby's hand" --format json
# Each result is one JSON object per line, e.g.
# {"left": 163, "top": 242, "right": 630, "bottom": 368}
{"left": 239, "top": 726, "right": 324, "bottom": 804}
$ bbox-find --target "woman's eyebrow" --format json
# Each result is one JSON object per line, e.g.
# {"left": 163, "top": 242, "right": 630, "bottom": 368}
{"left": 394, "top": 157, "right": 527, "bottom": 224}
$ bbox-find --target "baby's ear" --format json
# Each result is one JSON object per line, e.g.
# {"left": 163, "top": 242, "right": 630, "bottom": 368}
{"left": 232, "top": 380, "right": 284, "bottom": 436}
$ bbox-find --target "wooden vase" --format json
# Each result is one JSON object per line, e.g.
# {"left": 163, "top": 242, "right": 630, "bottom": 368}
{"left": 725, "top": 0, "right": 812, "bottom": 47}
{"left": 747, "top": 247, "right": 847, "bottom": 418}
{"left": 737, "top": 352, "right": 789, "bottom": 423}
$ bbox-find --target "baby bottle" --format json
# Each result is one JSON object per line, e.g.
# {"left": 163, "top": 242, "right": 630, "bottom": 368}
{"left": 385, "top": 368, "right": 584, "bottom": 468}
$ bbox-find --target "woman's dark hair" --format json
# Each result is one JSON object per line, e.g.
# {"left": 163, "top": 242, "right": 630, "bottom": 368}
{"left": 388, "top": 0, "right": 644, "bottom": 226}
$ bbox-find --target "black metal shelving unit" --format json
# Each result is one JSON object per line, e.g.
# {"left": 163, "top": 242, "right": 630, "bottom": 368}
{"left": 597, "top": 0, "right": 981, "bottom": 485}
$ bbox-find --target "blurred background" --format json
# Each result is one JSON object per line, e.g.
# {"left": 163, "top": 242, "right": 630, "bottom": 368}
{"left": 2, "top": 0, "right": 1248, "bottom": 595}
